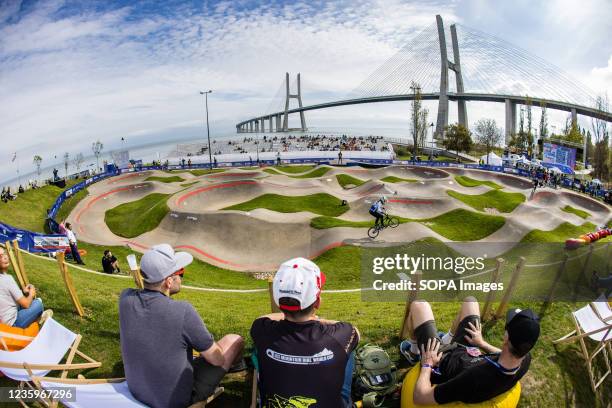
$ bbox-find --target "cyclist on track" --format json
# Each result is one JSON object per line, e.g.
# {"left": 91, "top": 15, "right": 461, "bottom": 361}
{"left": 369, "top": 195, "right": 387, "bottom": 228}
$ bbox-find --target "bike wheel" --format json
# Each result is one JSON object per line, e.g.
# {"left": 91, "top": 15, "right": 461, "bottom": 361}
{"left": 388, "top": 217, "right": 400, "bottom": 228}
{"left": 368, "top": 226, "right": 380, "bottom": 239}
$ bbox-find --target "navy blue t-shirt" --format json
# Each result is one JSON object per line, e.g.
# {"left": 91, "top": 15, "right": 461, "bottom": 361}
{"left": 251, "top": 317, "right": 359, "bottom": 408}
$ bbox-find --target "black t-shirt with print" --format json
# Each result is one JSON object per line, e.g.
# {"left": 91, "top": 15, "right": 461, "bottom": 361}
{"left": 432, "top": 349, "right": 531, "bottom": 404}
{"left": 251, "top": 317, "right": 359, "bottom": 408}
{"left": 102, "top": 255, "right": 117, "bottom": 274}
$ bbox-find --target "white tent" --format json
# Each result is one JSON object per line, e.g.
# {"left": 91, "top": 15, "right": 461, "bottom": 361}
{"left": 518, "top": 156, "right": 531, "bottom": 165}
{"left": 480, "top": 152, "right": 503, "bottom": 166}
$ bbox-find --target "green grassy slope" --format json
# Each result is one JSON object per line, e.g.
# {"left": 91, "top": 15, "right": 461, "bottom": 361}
{"left": 223, "top": 193, "right": 348, "bottom": 217}
{"left": 105, "top": 193, "right": 170, "bottom": 238}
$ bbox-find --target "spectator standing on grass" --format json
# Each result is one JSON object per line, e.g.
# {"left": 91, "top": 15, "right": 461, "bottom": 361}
{"left": 65, "top": 222, "right": 85, "bottom": 265}
{"left": 102, "top": 250, "right": 120, "bottom": 274}
{"left": 338, "top": 150, "right": 343, "bottom": 164}
{"left": 251, "top": 258, "right": 360, "bottom": 407}
{"left": 120, "top": 244, "right": 245, "bottom": 408}
{"left": 0, "top": 246, "right": 51, "bottom": 328}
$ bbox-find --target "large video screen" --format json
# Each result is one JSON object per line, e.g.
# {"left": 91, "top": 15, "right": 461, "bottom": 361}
{"left": 542, "top": 143, "right": 576, "bottom": 169}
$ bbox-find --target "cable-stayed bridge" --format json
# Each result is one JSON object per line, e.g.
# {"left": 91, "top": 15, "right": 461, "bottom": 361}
{"left": 236, "top": 15, "right": 611, "bottom": 142}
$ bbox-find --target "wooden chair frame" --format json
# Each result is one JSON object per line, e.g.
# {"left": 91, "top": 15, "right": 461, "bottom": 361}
{"left": 29, "top": 375, "right": 223, "bottom": 408}
{"left": 553, "top": 301, "right": 612, "bottom": 391}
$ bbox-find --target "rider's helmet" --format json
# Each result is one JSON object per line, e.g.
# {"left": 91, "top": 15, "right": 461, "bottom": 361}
{"left": 380, "top": 195, "right": 387, "bottom": 204}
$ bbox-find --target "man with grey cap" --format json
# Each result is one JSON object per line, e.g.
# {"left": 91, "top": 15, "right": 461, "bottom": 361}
{"left": 119, "top": 244, "right": 244, "bottom": 408}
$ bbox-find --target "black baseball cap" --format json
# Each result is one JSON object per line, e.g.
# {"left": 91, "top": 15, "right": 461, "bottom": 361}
{"left": 505, "top": 308, "right": 540, "bottom": 356}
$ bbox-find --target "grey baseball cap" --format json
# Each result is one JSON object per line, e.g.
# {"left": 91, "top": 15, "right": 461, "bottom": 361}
{"left": 140, "top": 244, "right": 193, "bottom": 283}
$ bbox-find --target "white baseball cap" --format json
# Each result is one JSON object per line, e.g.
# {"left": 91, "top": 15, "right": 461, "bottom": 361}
{"left": 273, "top": 257, "right": 326, "bottom": 311}
{"left": 140, "top": 244, "right": 193, "bottom": 283}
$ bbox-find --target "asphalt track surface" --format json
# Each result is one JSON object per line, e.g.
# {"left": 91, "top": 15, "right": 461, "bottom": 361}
{"left": 69, "top": 166, "right": 610, "bottom": 272}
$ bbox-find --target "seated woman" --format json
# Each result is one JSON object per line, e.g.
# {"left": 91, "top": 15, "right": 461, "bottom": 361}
{"left": 0, "top": 247, "right": 46, "bottom": 328}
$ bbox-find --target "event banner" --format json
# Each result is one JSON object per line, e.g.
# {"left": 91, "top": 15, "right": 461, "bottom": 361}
{"left": 543, "top": 143, "right": 577, "bottom": 169}
{"left": 0, "top": 222, "right": 69, "bottom": 253}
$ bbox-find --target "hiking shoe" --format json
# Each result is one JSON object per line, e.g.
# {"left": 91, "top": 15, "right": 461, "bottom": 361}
{"left": 399, "top": 340, "right": 420, "bottom": 366}
{"left": 228, "top": 358, "right": 247, "bottom": 373}
{"left": 39, "top": 309, "right": 53, "bottom": 325}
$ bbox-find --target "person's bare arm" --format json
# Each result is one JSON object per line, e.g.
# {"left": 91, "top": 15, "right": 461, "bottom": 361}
{"left": 16, "top": 285, "right": 36, "bottom": 308}
{"left": 201, "top": 342, "right": 225, "bottom": 367}
{"left": 413, "top": 338, "right": 441, "bottom": 405}
{"left": 464, "top": 321, "right": 501, "bottom": 354}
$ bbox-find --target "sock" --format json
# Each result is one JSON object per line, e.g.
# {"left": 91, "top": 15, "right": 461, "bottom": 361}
{"left": 441, "top": 331, "right": 454, "bottom": 345}
{"left": 409, "top": 340, "right": 420, "bottom": 355}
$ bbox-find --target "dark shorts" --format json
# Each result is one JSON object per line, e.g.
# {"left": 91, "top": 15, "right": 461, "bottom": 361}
{"left": 192, "top": 357, "right": 226, "bottom": 403}
{"left": 413, "top": 314, "right": 480, "bottom": 353}
{"left": 413, "top": 319, "right": 438, "bottom": 351}
{"left": 451, "top": 315, "right": 480, "bottom": 347}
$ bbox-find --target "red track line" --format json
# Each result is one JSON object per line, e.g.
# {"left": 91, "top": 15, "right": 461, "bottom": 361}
{"left": 389, "top": 199, "right": 434, "bottom": 204}
{"left": 75, "top": 186, "right": 133, "bottom": 222}
{"left": 175, "top": 180, "right": 257, "bottom": 206}
{"left": 207, "top": 172, "right": 260, "bottom": 178}
{"left": 106, "top": 173, "right": 143, "bottom": 184}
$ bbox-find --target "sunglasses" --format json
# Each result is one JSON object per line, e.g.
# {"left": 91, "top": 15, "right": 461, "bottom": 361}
{"left": 171, "top": 268, "right": 185, "bottom": 278}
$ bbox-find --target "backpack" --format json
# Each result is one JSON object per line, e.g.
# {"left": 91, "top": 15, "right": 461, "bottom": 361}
{"left": 369, "top": 202, "right": 378, "bottom": 212}
{"left": 352, "top": 344, "right": 398, "bottom": 407}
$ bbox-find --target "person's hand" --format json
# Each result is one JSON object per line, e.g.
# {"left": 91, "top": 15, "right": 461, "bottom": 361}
{"left": 464, "top": 320, "right": 485, "bottom": 347}
{"left": 26, "top": 284, "right": 36, "bottom": 298}
{"left": 420, "top": 338, "right": 442, "bottom": 367}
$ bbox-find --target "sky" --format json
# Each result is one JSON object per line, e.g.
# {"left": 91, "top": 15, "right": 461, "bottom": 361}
{"left": 1, "top": 0, "right": 611, "bottom": 183}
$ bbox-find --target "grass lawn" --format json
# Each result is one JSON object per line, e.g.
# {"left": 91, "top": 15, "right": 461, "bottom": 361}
{"left": 264, "top": 166, "right": 331, "bottom": 179}
{"left": 104, "top": 193, "right": 170, "bottom": 238}
{"left": 520, "top": 222, "right": 602, "bottom": 243}
{"left": 380, "top": 176, "right": 417, "bottom": 183}
{"left": 336, "top": 174, "right": 367, "bottom": 189}
{"left": 311, "top": 209, "right": 505, "bottom": 241}
{"left": 0, "top": 179, "right": 82, "bottom": 232}
{"left": 447, "top": 189, "right": 526, "bottom": 213}
{"left": 165, "top": 169, "right": 226, "bottom": 177}
{"left": 56, "top": 186, "right": 90, "bottom": 225}
{"left": 144, "top": 175, "right": 185, "bottom": 183}
{"left": 454, "top": 175, "right": 502, "bottom": 190}
{"left": 561, "top": 205, "right": 591, "bottom": 219}
{"left": 180, "top": 181, "right": 199, "bottom": 188}
{"left": 3, "top": 244, "right": 605, "bottom": 407}
{"left": 223, "top": 193, "right": 348, "bottom": 217}
{"left": 270, "top": 165, "right": 316, "bottom": 174}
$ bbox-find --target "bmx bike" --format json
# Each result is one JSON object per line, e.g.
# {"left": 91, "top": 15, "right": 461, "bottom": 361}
{"left": 367, "top": 214, "right": 399, "bottom": 239}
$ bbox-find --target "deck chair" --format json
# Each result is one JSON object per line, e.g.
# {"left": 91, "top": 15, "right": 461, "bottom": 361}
{"left": 30, "top": 376, "right": 223, "bottom": 408}
{"left": 553, "top": 296, "right": 612, "bottom": 391}
{"left": 0, "top": 317, "right": 100, "bottom": 385}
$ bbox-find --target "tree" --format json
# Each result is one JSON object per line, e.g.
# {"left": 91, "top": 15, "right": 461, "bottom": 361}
{"left": 443, "top": 124, "right": 472, "bottom": 162}
{"left": 410, "top": 81, "right": 425, "bottom": 157}
{"left": 92, "top": 140, "right": 104, "bottom": 173}
{"left": 591, "top": 94, "right": 610, "bottom": 180}
{"left": 539, "top": 102, "right": 548, "bottom": 139}
{"left": 474, "top": 119, "right": 502, "bottom": 165}
{"left": 63, "top": 152, "right": 70, "bottom": 178}
{"left": 73, "top": 153, "right": 85, "bottom": 174}
{"left": 417, "top": 109, "right": 429, "bottom": 153}
{"left": 33, "top": 155, "right": 43, "bottom": 176}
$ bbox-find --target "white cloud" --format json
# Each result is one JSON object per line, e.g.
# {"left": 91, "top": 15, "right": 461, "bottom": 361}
{"left": 0, "top": 0, "right": 608, "bottom": 183}
{"left": 586, "top": 55, "right": 612, "bottom": 97}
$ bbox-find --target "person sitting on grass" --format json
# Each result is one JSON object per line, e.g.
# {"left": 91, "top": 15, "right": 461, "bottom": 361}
{"left": 369, "top": 195, "right": 387, "bottom": 228}
{"left": 399, "top": 297, "right": 539, "bottom": 405}
{"left": 0, "top": 246, "right": 52, "bottom": 328}
{"left": 251, "top": 258, "right": 360, "bottom": 408}
{"left": 119, "top": 244, "right": 245, "bottom": 408}
{"left": 101, "top": 250, "right": 120, "bottom": 274}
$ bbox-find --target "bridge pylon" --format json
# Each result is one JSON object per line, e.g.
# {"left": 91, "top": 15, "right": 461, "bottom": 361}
{"left": 435, "top": 15, "right": 468, "bottom": 140}
{"left": 282, "top": 73, "right": 307, "bottom": 132}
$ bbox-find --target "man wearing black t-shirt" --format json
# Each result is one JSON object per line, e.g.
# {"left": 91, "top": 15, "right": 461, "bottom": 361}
{"left": 400, "top": 297, "right": 540, "bottom": 405}
{"left": 250, "top": 258, "right": 360, "bottom": 408}
{"left": 101, "top": 250, "right": 120, "bottom": 274}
